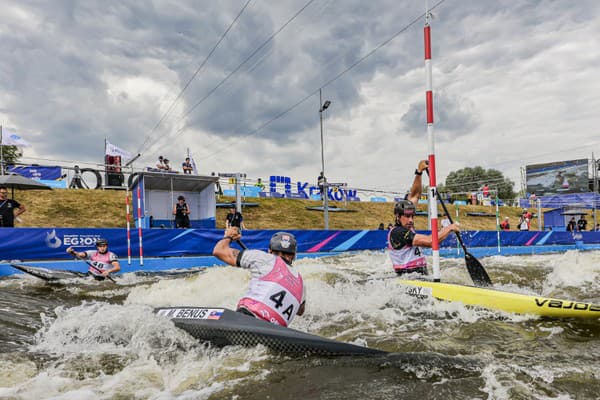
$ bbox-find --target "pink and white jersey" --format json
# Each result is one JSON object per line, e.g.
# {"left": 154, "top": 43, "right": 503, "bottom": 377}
{"left": 237, "top": 250, "right": 305, "bottom": 327}
{"left": 387, "top": 228, "right": 427, "bottom": 273}
{"left": 84, "top": 250, "right": 118, "bottom": 276}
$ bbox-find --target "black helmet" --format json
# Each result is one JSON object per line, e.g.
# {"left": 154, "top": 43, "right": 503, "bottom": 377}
{"left": 269, "top": 232, "right": 297, "bottom": 254}
{"left": 96, "top": 238, "right": 108, "bottom": 246}
{"left": 394, "top": 200, "right": 416, "bottom": 216}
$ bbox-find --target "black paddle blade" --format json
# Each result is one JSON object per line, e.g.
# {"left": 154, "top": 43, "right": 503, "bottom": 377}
{"left": 464, "top": 252, "right": 492, "bottom": 287}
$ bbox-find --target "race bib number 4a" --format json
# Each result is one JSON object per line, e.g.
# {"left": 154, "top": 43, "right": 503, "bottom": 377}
{"left": 157, "top": 307, "right": 224, "bottom": 320}
{"left": 405, "top": 286, "right": 432, "bottom": 300}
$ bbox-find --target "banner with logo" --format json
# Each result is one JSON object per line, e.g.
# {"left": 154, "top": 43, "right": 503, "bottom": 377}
{"left": 0, "top": 227, "right": 596, "bottom": 262}
{"left": 8, "top": 165, "right": 62, "bottom": 180}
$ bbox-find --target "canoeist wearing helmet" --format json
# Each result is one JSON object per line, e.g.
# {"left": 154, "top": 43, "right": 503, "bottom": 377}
{"left": 388, "top": 160, "right": 460, "bottom": 275}
{"left": 213, "top": 227, "right": 306, "bottom": 327}
{"left": 66, "top": 238, "right": 120, "bottom": 280}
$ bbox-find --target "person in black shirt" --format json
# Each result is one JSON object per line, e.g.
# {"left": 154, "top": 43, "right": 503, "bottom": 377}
{"left": 577, "top": 215, "right": 588, "bottom": 232}
{"left": 226, "top": 204, "right": 246, "bottom": 230}
{"left": 0, "top": 186, "right": 26, "bottom": 227}
{"left": 566, "top": 217, "right": 576, "bottom": 232}
{"left": 317, "top": 171, "right": 325, "bottom": 196}
{"left": 172, "top": 195, "right": 191, "bottom": 228}
{"left": 182, "top": 157, "right": 193, "bottom": 174}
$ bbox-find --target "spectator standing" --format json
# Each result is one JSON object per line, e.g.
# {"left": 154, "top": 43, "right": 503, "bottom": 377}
{"left": 0, "top": 186, "right": 26, "bottom": 227}
{"left": 69, "top": 165, "right": 84, "bottom": 189}
{"left": 518, "top": 215, "right": 530, "bottom": 231}
{"left": 500, "top": 217, "right": 510, "bottom": 231}
{"left": 255, "top": 178, "right": 265, "bottom": 191}
{"left": 470, "top": 192, "right": 477, "bottom": 205}
{"left": 595, "top": 224, "right": 600, "bottom": 231}
{"left": 566, "top": 217, "right": 576, "bottom": 232}
{"left": 173, "top": 195, "right": 191, "bottom": 228}
{"left": 317, "top": 171, "right": 325, "bottom": 196}
{"left": 482, "top": 183, "right": 490, "bottom": 198}
{"left": 226, "top": 204, "right": 246, "bottom": 230}
{"left": 378, "top": 223, "right": 385, "bottom": 230}
{"left": 529, "top": 192, "right": 537, "bottom": 208}
{"left": 577, "top": 215, "right": 588, "bottom": 232}
{"left": 212, "top": 172, "right": 223, "bottom": 196}
{"left": 182, "top": 157, "right": 193, "bottom": 174}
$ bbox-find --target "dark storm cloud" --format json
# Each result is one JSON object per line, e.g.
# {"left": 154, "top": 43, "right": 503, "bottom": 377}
{"left": 400, "top": 92, "right": 478, "bottom": 141}
{"left": 1, "top": 0, "right": 599, "bottom": 190}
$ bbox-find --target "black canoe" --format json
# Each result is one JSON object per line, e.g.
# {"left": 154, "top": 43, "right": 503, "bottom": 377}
{"left": 155, "top": 306, "right": 387, "bottom": 357}
{"left": 10, "top": 263, "right": 87, "bottom": 281}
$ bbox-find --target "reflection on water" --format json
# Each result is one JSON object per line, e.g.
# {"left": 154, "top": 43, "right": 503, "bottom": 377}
{"left": 1, "top": 250, "right": 600, "bottom": 399}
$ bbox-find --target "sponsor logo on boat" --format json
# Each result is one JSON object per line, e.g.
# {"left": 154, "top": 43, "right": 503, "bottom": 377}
{"left": 534, "top": 298, "right": 600, "bottom": 312}
{"left": 405, "top": 286, "right": 432, "bottom": 300}
{"left": 157, "top": 307, "right": 225, "bottom": 320}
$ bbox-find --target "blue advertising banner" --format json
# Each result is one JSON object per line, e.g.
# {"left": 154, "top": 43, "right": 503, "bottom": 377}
{"left": 9, "top": 165, "right": 63, "bottom": 180}
{"left": 0, "top": 227, "right": 598, "bottom": 262}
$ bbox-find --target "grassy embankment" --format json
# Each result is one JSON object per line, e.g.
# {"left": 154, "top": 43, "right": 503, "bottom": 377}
{"left": 9, "top": 189, "right": 559, "bottom": 231}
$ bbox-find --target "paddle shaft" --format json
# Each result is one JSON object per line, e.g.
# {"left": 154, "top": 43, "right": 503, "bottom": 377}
{"left": 71, "top": 252, "right": 117, "bottom": 283}
{"left": 437, "top": 194, "right": 468, "bottom": 253}
{"left": 424, "top": 168, "right": 492, "bottom": 286}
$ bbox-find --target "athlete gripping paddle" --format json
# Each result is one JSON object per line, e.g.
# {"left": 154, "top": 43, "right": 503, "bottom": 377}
{"left": 213, "top": 227, "right": 306, "bottom": 327}
{"left": 66, "top": 238, "right": 120, "bottom": 281}
{"left": 388, "top": 160, "right": 460, "bottom": 275}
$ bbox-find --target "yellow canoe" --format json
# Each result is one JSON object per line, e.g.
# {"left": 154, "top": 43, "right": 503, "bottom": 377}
{"left": 400, "top": 279, "right": 600, "bottom": 319}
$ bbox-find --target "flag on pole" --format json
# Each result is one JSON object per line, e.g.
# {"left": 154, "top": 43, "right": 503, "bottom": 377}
{"left": 105, "top": 140, "right": 133, "bottom": 163}
{"left": 190, "top": 156, "right": 198, "bottom": 174}
{"left": 1, "top": 128, "right": 30, "bottom": 147}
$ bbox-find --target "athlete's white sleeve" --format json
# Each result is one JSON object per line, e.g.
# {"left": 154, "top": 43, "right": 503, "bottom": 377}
{"left": 239, "top": 249, "right": 276, "bottom": 278}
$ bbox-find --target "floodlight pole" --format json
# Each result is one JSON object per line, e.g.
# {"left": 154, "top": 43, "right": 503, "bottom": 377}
{"left": 319, "top": 89, "right": 331, "bottom": 230}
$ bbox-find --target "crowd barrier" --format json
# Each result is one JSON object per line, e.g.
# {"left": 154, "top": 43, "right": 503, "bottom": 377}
{"left": 1, "top": 228, "right": 600, "bottom": 262}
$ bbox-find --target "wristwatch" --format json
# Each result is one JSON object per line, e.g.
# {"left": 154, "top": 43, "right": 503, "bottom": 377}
{"left": 414, "top": 169, "right": 423, "bottom": 176}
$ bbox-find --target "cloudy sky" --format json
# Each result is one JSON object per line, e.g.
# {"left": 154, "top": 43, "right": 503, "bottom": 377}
{"left": 1, "top": 0, "right": 599, "bottom": 195}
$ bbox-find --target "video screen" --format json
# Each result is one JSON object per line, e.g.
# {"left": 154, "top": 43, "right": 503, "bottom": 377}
{"left": 526, "top": 159, "right": 589, "bottom": 196}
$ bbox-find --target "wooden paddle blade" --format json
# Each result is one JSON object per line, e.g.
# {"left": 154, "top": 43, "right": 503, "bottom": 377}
{"left": 464, "top": 252, "right": 492, "bottom": 287}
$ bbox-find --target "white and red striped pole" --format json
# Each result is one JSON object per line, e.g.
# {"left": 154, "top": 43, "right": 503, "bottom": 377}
{"left": 137, "top": 186, "right": 144, "bottom": 266}
{"left": 424, "top": 5, "right": 441, "bottom": 282}
{"left": 125, "top": 192, "right": 131, "bottom": 265}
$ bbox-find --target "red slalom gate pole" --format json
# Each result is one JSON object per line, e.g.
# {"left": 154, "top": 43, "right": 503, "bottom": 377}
{"left": 424, "top": 5, "right": 440, "bottom": 281}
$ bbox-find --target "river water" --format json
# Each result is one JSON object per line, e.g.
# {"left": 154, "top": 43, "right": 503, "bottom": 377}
{"left": 1, "top": 250, "right": 600, "bottom": 399}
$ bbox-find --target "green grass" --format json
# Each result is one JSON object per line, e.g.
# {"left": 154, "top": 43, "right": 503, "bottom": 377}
{"left": 8, "top": 189, "right": 575, "bottom": 231}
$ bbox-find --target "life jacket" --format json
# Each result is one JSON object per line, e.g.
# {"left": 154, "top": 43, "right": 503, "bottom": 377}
{"left": 387, "top": 228, "right": 427, "bottom": 273}
{"left": 237, "top": 256, "right": 304, "bottom": 327}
